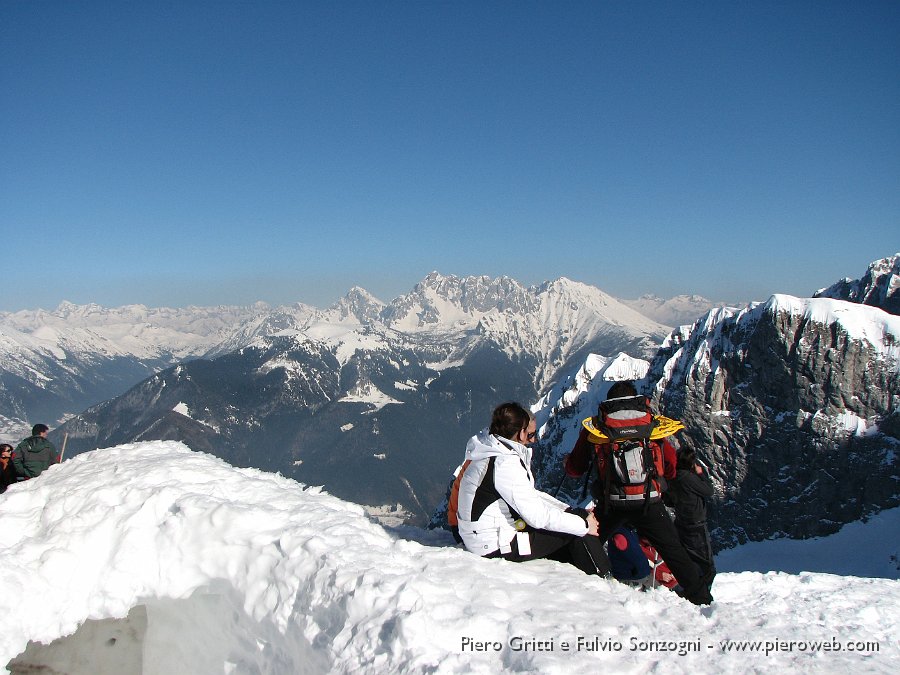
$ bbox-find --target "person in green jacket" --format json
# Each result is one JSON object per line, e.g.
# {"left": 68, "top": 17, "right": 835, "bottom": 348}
{"left": 13, "top": 424, "right": 59, "bottom": 479}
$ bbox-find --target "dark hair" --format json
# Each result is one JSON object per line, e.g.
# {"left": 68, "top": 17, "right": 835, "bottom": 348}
{"left": 489, "top": 402, "right": 532, "bottom": 440}
{"left": 677, "top": 446, "right": 696, "bottom": 472}
{"left": 0, "top": 444, "right": 12, "bottom": 453}
{"left": 32, "top": 423, "right": 50, "bottom": 436}
{"left": 607, "top": 380, "right": 637, "bottom": 399}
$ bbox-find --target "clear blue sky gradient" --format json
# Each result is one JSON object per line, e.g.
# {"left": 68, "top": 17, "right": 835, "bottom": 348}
{"left": 2, "top": 1, "right": 898, "bottom": 311}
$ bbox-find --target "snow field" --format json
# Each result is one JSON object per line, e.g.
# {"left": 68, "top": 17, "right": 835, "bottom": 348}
{"left": 1, "top": 442, "right": 897, "bottom": 674}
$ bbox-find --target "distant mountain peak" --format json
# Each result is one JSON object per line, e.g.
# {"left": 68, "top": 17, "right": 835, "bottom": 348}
{"left": 344, "top": 286, "right": 380, "bottom": 299}
{"left": 641, "top": 290, "right": 900, "bottom": 547}
{"left": 623, "top": 293, "right": 722, "bottom": 327}
{"left": 814, "top": 253, "right": 899, "bottom": 315}
{"left": 381, "top": 272, "right": 531, "bottom": 331}
{"left": 326, "top": 287, "right": 385, "bottom": 325}
{"left": 536, "top": 276, "right": 601, "bottom": 297}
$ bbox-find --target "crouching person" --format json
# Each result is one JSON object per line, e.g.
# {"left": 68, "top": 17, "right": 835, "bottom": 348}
{"left": 455, "top": 402, "right": 610, "bottom": 576}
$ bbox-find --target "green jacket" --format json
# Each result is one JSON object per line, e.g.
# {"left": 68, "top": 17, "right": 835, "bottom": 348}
{"left": 12, "top": 436, "right": 58, "bottom": 478}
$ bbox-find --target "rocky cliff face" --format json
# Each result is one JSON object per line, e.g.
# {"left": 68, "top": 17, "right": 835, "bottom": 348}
{"left": 57, "top": 329, "right": 538, "bottom": 524}
{"left": 646, "top": 295, "right": 900, "bottom": 548}
{"left": 381, "top": 272, "right": 534, "bottom": 330}
{"left": 814, "top": 253, "right": 899, "bottom": 315}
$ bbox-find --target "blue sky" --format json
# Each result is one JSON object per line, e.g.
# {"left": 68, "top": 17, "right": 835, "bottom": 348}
{"left": 2, "top": 1, "right": 898, "bottom": 311}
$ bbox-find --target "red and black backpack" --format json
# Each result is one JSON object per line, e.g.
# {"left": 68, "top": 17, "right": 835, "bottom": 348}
{"left": 594, "top": 395, "right": 665, "bottom": 512}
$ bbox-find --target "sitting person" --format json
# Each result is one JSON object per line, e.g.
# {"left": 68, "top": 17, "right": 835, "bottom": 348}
{"left": 13, "top": 423, "right": 58, "bottom": 480}
{"left": 607, "top": 526, "right": 651, "bottom": 585}
{"left": 639, "top": 537, "right": 679, "bottom": 589}
{"left": 1, "top": 444, "right": 16, "bottom": 493}
{"left": 455, "top": 402, "right": 610, "bottom": 576}
{"left": 607, "top": 527, "right": 678, "bottom": 590}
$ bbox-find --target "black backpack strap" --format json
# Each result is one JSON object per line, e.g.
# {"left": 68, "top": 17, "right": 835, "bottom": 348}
{"left": 469, "top": 453, "right": 530, "bottom": 530}
{"left": 602, "top": 444, "right": 613, "bottom": 515}
{"left": 579, "top": 455, "right": 594, "bottom": 502}
{"left": 641, "top": 439, "right": 665, "bottom": 513}
{"left": 470, "top": 456, "right": 501, "bottom": 521}
{"left": 641, "top": 439, "right": 654, "bottom": 513}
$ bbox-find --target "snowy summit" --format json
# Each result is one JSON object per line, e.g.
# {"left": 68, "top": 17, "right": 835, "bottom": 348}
{"left": 1, "top": 443, "right": 897, "bottom": 674}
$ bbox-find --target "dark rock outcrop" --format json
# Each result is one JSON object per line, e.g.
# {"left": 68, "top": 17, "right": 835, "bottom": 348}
{"left": 814, "top": 254, "right": 899, "bottom": 315}
{"left": 646, "top": 295, "right": 899, "bottom": 549}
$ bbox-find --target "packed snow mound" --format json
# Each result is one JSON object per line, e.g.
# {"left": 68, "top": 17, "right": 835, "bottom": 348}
{"left": 2, "top": 443, "right": 898, "bottom": 674}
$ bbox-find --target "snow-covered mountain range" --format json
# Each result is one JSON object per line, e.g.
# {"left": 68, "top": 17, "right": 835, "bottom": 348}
{"left": 622, "top": 293, "right": 726, "bottom": 326}
{"left": 1, "top": 273, "right": 680, "bottom": 445}
{"left": 0, "top": 302, "right": 302, "bottom": 441}
{"left": 9, "top": 273, "right": 679, "bottom": 521}
{"left": 6, "top": 257, "right": 898, "bottom": 540}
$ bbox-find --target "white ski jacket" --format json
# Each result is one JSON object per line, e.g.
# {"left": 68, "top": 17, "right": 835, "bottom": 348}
{"left": 456, "top": 429, "right": 589, "bottom": 556}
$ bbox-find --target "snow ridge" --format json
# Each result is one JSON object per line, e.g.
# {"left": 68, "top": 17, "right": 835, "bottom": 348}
{"left": 2, "top": 442, "right": 897, "bottom": 674}
{"left": 652, "top": 295, "right": 900, "bottom": 400}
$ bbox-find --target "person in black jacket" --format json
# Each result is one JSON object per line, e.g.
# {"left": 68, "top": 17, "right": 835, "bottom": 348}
{"left": 667, "top": 447, "right": 716, "bottom": 592}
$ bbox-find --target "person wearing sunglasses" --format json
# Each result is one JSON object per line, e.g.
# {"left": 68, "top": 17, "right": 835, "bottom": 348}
{"left": 0, "top": 444, "right": 15, "bottom": 494}
{"left": 453, "top": 402, "right": 610, "bottom": 576}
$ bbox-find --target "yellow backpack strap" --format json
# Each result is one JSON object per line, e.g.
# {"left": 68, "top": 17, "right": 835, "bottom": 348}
{"left": 651, "top": 415, "right": 685, "bottom": 439}
{"left": 582, "top": 416, "right": 608, "bottom": 443}
{"left": 582, "top": 415, "right": 684, "bottom": 441}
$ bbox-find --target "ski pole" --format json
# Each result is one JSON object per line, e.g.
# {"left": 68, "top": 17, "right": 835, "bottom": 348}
{"left": 59, "top": 432, "right": 68, "bottom": 462}
{"left": 550, "top": 470, "right": 567, "bottom": 497}
{"left": 581, "top": 540, "right": 603, "bottom": 575}
{"left": 579, "top": 461, "right": 594, "bottom": 501}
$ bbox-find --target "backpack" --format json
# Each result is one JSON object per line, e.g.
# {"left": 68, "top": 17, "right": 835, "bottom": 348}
{"left": 595, "top": 395, "right": 665, "bottom": 512}
{"left": 447, "top": 460, "right": 471, "bottom": 543}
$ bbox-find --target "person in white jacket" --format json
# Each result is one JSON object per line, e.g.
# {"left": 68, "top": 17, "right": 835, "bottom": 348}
{"left": 455, "top": 402, "right": 610, "bottom": 575}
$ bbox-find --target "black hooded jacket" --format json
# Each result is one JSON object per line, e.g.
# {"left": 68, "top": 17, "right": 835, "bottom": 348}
{"left": 667, "top": 466, "right": 714, "bottom": 527}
